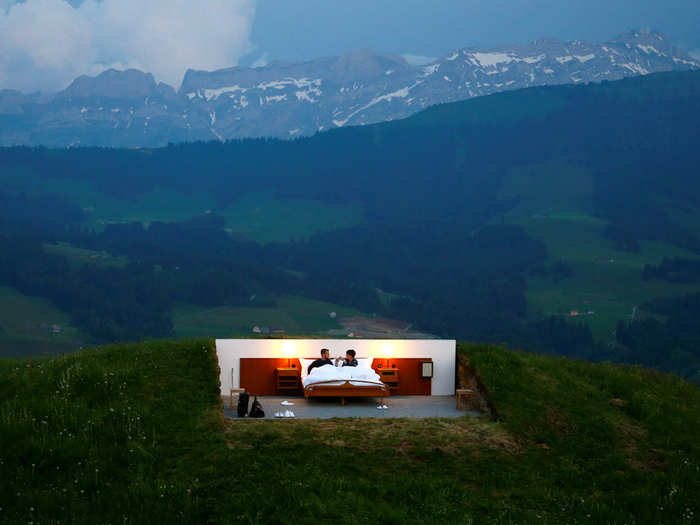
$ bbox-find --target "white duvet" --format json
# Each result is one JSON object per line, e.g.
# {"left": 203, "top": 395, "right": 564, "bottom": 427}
{"left": 303, "top": 364, "right": 383, "bottom": 388}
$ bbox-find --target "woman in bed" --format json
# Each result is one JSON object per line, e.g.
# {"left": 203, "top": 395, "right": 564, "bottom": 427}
{"left": 335, "top": 349, "right": 358, "bottom": 367}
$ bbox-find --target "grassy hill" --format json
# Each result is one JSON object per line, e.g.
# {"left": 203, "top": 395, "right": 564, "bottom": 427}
{"left": 1, "top": 339, "right": 698, "bottom": 523}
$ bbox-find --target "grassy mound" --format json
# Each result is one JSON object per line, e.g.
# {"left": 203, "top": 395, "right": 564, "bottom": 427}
{"left": 0, "top": 340, "right": 222, "bottom": 523}
{"left": 1, "top": 340, "right": 698, "bottom": 523}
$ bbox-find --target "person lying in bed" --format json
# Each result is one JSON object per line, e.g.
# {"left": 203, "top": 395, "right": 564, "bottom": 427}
{"left": 307, "top": 348, "right": 333, "bottom": 375}
{"left": 335, "top": 349, "right": 358, "bottom": 367}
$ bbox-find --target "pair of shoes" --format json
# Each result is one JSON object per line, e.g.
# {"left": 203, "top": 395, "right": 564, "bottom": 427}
{"left": 376, "top": 404, "right": 389, "bottom": 410}
{"left": 274, "top": 410, "right": 296, "bottom": 418}
{"left": 280, "top": 400, "right": 295, "bottom": 406}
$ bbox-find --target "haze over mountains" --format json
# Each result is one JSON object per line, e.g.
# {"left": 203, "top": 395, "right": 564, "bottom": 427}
{"left": 0, "top": 29, "right": 697, "bottom": 148}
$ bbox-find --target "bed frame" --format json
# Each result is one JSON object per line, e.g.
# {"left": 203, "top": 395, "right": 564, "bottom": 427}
{"left": 304, "top": 379, "right": 389, "bottom": 405}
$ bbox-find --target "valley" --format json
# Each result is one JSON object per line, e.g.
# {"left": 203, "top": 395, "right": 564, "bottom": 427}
{"left": 2, "top": 70, "right": 700, "bottom": 382}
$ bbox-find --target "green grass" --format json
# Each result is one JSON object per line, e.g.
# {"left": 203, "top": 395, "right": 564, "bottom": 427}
{"left": 0, "top": 339, "right": 221, "bottom": 523}
{"left": 0, "top": 286, "right": 87, "bottom": 357}
{"left": 494, "top": 158, "right": 700, "bottom": 341}
{"left": 461, "top": 342, "right": 700, "bottom": 523}
{"left": 43, "top": 242, "right": 129, "bottom": 269}
{"left": 498, "top": 159, "right": 596, "bottom": 219}
{"left": 0, "top": 283, "right": 363, "bottom": 357}
{"left": 521, "top": 216, "right": 700, "bottom": 340}
{"left": 217, "top": 192, "right": 364, "bottom": 243}
{"left": 172, "top": 295, "right": 364, "bottom": 338}
{"left": 1, "top": 339, "right": 698, "bottom": 523}
{"left": 0, "top": 165, "right": 364, "bottom": 243}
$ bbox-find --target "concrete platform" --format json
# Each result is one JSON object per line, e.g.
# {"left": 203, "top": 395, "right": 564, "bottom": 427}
{"left": 224, "top": 395, "right": 479, "bottom": 419}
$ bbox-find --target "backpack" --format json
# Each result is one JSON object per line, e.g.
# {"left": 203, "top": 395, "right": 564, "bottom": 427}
{"left": 237, "top": 391, "right": 250, "bottom": 417}
{"left": 249, "top": 396, "right": 265, "bottom": 418}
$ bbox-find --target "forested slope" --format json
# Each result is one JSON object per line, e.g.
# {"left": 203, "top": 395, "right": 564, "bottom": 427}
{"left": 1, "top": 71, "right": 700, "bottom": 379}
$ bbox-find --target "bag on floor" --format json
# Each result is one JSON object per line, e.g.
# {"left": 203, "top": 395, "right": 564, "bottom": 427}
{"left": 249, "top": 396, "right": 265, "bottom": 418}
{"left": 237, "top": 391, "right": 250, "bottom": 417}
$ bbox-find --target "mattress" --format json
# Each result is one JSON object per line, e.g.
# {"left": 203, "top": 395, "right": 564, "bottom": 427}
{"left": 303, "top": 364, "right": 384, "bottom": 388}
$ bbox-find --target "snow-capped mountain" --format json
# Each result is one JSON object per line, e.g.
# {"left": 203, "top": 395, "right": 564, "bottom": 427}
{"left": 1, "top": 30, "right": 697, "bottom": 147}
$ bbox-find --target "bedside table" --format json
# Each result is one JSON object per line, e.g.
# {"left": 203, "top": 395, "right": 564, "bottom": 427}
{"left": 376, "top": 368, "right": 399, "bottom": 392}
{"left": 275, "top": 367, "right": 300, "bottom": 393}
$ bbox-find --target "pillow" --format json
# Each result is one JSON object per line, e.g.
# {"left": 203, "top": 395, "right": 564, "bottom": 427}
{"left": 299, "top": 358, "right": 316, "bottom": 378}
{"left": 356, "top": 357, "right": 373, "bottom": 369}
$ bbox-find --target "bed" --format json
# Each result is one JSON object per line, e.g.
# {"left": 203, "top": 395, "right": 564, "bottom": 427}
{"left": 300, "top": 359, "right": 389, "bottom": 404}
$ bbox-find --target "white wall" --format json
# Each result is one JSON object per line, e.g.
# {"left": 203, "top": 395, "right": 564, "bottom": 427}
{"left": 215, "top": 339, "right": 456, "bottom": 396}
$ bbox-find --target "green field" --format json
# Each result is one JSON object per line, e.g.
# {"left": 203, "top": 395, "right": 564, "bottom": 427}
{"left": 0, "top": 286, "right": 87, "bottom": 357}
{"left": 522, "top": 216, "right": 700, "bottom": 341}
{"left": 1, "top": 166, "right": 364, "bottom": 242}
{"left": 217, "top": 192, "right": 364, "bottom": 243}
{"left": 43, "top": 242, "right": 130, "bottom": 269}
{"left": 497, "top": 159, "right": 700, "bottom": 341}
{"left": 0, "top": 282, "right": 365, "bottom": 356}
{"left": 173, "top": 295, "right": 364, "bottom": 338}
{"left": 0, "top": 339, "right": 697, "bottom": 523}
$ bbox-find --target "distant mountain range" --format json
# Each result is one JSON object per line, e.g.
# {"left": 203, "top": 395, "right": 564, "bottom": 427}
{"left": 0, "top": 29, "right": 697, "bottom": 148}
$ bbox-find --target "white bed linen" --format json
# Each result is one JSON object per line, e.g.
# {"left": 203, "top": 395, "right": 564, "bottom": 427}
{"left": 302, "top": 364, "right": 383, "bottom": 387}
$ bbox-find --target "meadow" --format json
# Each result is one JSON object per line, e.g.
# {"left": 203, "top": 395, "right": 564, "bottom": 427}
{"left": 42, "top": 242, "right": 130, "bottom": 269}
{"left": 523, "top": 215, "right": 700, "bottom": 341}
{"left": 172, "top": 295, "right": 364, "bottom": 338}
{"left": 0, "top": 286, "right": 87, "bottom": 357}
{"left": 0, "top": 164, "right": 364, "bottom": 243}
{"left": 0, "top": 279, "right": 370, "bottom": 358}
{"left": 498, "top": 159, "right": 700, "bottom": 341}
{"left": 0, "top": 338, "right": 698, "bottom": 523}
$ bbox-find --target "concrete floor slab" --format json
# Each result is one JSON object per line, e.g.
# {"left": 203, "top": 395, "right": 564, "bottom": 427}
{"left": 224, "top": 395, "right": 479, "bottom": 419}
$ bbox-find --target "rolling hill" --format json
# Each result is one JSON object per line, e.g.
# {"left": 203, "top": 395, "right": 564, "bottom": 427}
{"left": 0, "top": 339, "right": 698, "bottom": 523}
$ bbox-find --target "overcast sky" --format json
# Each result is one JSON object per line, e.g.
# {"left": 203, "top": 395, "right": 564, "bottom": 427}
{"left": 248, "top": 0, "right": 700, "bottom": 65}
{"left": 2, "top": 0, "right": 699, "bottom": 93}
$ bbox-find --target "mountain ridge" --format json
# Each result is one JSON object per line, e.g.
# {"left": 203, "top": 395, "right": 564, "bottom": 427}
{"left": 0, "top": 29, "right": 698, "bottom": 147}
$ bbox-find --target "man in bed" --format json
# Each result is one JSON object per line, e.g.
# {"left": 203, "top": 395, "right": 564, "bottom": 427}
{"left": 335, "top": 349, "right": 358, "bottom": 367}
{"left": 307, "top": 348, "right": 333, "bottom": 375}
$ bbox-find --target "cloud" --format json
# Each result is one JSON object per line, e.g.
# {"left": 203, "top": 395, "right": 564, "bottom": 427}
{"left": 0, "top": 0, "right": 256, "bottom": 93}
{"left": 401, "top": 54, "right": 437, "bottom": 66}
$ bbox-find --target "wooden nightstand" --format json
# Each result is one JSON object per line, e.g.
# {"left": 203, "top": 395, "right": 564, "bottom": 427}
{"left": 275, "top": 367, "right": 300, "bottom": 393}
{"left": 376, "top": 368, "right": 399, "bottom": 392}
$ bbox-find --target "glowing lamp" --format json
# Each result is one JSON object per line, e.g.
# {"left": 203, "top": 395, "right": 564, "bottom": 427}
{"left": 381, "top": 343, "right": 394, "bottom": 357}
{"left": 381, "top": 342, "right": 394, "bottom": 368}
{"left": 281, "top": 341, "right": 296, "bottom": 367}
